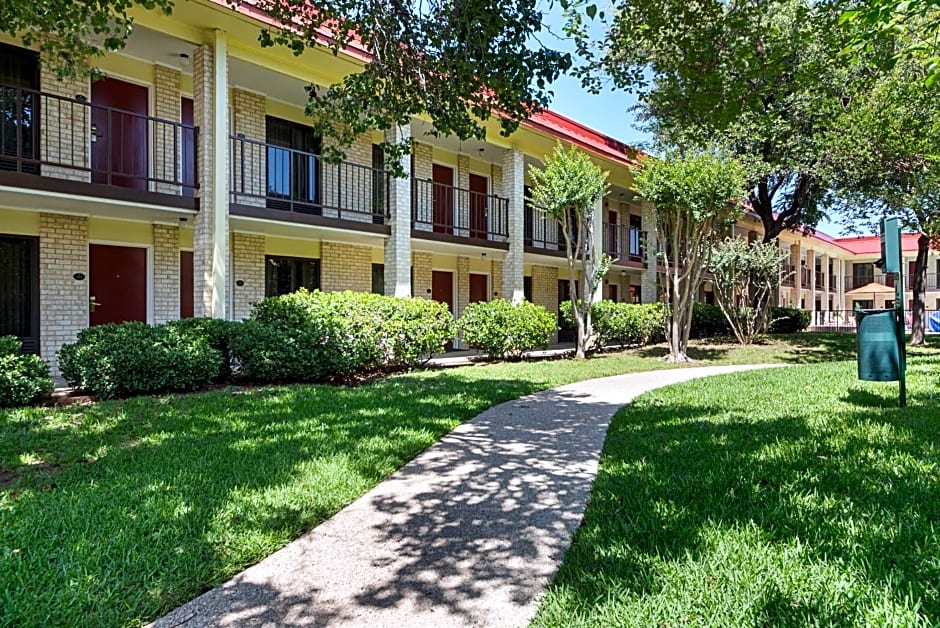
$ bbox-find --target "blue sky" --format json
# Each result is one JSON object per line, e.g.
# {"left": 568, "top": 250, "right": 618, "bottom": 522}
{"left": 537, "top": 3, "right": 848, "bottom": 236}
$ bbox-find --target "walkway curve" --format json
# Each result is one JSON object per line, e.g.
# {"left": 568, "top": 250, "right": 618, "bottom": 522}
{"left": 153, "top": 364, "right": 782, "bottom": 628}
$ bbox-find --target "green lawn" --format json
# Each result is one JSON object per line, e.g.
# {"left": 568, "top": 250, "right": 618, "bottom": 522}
{"left": 533, "top": 348, "right": 940, "bottom": 627}
{"left": 0, "top": 332, "right": 929, "bottom": 626}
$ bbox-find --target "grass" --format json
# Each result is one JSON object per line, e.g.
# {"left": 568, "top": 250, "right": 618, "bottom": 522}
{"left": 0, "top": 332, "right": 930, "bottom": 626}
{"left": 532, "top": 346, "right": 940, "bottom": 626}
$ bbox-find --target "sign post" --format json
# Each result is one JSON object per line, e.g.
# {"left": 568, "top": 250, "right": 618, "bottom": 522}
{"left": 881, "top": 218, "right": 907, "bottom": 407}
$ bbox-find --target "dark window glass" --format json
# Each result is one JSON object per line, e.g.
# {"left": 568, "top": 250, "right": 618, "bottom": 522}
{"left": 0, "top": 43, "right": 40, "bottom": 173}
{"left": 265, "top": 256, "right": 321, "bottom": 297}
{"left": 372, "top": 263, "right": 385, "bottom": 295}
{"left": 265, "top": 116, "right": 322, "bottom": 211}
{"left": 853, "top": 262, "right": 874, "bottom": 288}
{"left": 523, "top": 185, "right": 533, "bottom": 246}
{"left": 371, "top": 144, "right": 385, "bottom": 224}
{"left": 0, "top": 235, "right": 38, "bottom": 353}
{"left": 523, "top": 276, "right": 532, "bottom": 302}
{"left": 629, "top": 285, "right": 642, "bottom": 305}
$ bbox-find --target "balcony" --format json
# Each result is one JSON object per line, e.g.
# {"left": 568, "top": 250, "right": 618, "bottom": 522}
{"left": 411, "top": 178, "right": 509, "bottom": 246}
{"left": 0, "top": 83, "right": 197, "bottom": 210}
{"left": 780, "top": 264, "right": 796, "bottom": 287}
{"left": 524, "top": 207, "right": 564, "bottom": 254}
{"left": 844, "top": 273, "right": 896, "bottom": 291}
{"left": 229, "top": 135, "right": 389, "bottom": 233}
{"left": 602, "top": 223, "right": 645, "bottom": 266}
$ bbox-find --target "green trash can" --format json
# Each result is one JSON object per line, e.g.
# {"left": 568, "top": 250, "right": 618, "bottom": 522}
{"left": 855, "top": 309, "right": 900, "bottom": 381}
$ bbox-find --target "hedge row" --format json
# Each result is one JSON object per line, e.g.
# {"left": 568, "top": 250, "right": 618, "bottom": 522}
{"left": 0, "top": 336, "right": 53, "bottom": 408}
{"left": 57, "top": 291, "right": 459, "bottom": 397}
{"left": 459, "top": 299, "right": 556, "bottom": 359}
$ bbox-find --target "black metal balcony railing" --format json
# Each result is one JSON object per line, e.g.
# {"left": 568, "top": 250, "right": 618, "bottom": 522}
{"left": 830, "top": 273, "right": 838, "bottom": 291}
{"left": 524, "top": 207, "right": 564, "bottom": 252}
{"left": 411, "top": 178, "right": 509, "bottom": 241}
{"left": 843, "top": 273, "right": 940, "bottom": 291}
{"left": 780, "top": 263, "right": 796, "bottom": 286}
{"left": 0, "top": 82, "right": 197, "bottom": 195}
{"left": 230, "top": 135, "right": 389, "bottom": 225}
{"left": 800, "top": 267, "right": 811, "bottom": 288}
{"left": 602, "top": 223, "right": 644, "bottom": 262}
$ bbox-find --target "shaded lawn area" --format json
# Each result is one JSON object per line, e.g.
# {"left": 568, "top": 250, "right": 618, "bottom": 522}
{"left": 533, "top": 352, "right": 940, "bottom": 627}
{"left": 0, "top": 332, "right": 930, "bottom": 626}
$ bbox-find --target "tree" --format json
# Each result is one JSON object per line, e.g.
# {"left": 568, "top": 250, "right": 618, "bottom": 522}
{"left": 1, "top": 0, "right": 571, "bottom": 167}
{"left": 566, "top": 0, "right": 859, "bottom": 242}
{"left": 829, "top": 56, "right": 940, "bottom": 344}
{"left": 708, "top": 237, "right": 789, "bottom": 345}
{"left": 632, "top": 152, "right": 748, "bottom": 361}
{"left": 529, "top": 144, "right": 610, "bottom": 359}
{"left": 842, "top": 0, "right": 940, "bottom": 86}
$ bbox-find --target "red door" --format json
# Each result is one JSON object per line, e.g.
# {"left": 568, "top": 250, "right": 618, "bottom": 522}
{"left": 432, "top": 164, "right": 454, "bottom": 234}
{"left": 469, "top": 274, "right": 488, "bottom": 303}
{"left": 181, "top": 97, "right": 195, "bottom": 196}
{"left": 89, "top": 244, "right": 147, "bottom": 326}
{"left": 91, "top": 78, "right": 149, "bottom": 190}
{"left": 469, "top": 174, "right": 488, "bottom": 239}
{"left": 180, "top": 250, "right": 194, "bottom": 318}
{"left": 608, "top": 284, "right": 618, "bottom": 302}
{"left": 432, "top": 270, "right": 455, "bottom": 350}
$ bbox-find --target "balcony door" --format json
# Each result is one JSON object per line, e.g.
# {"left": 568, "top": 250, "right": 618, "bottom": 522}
{"left": 91, "top": 77, "right": 149, "bottom": 190}
{"left": 629, "top": 214, "right": 642, "bottom": 259}
{"left": 469, "top": 173, "right": 488, "bottom": 239}
{"left": 432, "top": 164, "right": 454, "bottom": 234}
{"left": 0, "top": 43, "right": 40, "bottom": 175}
{"left": 181, "top": 97, "right": 195, "bottom": 196}
{"left": 607, "top": 210, "right": 618, "bottom": 257}
{"left": 266, "top": 116, "right": 321, "bottom": 213}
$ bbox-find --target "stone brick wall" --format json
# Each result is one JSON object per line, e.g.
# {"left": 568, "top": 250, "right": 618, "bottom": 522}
{"left": 39, "top": 62, "right": 90, "bottom": 182}
{"left": 383, "top": 126, "right": 413, "bottom": 297}
{"left": 231, "top": 88, "right": 266, "bottom": 206}
{"left": 413, "top": 252, "right": 433, "bottom": 298}
{"left": 153, "top": 224, "right": 180, "bottom": 323}
{"left": 321, "top": 241, "right": 373, "bottom": 293}
{"left": 231, "top": 232, "right": 265, "bottom": 321}
{"left": 641, "top": 201, "right": 658, "bottom": 303}
{"left": 39, "top": 213, "right": 88, "bottom": 375}
{"left": 153, "top": 65, "right": 182, "bottom": 195}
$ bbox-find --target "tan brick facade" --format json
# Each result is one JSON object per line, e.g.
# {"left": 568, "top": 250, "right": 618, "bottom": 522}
{"left": 153, "top": 224, "right": 180, "bottom": 324}
{"left": 39, "top": 62, "right": 90, "bottom": 182}
{"left": 321, "top": 241, "right": 373, "bottom": 293}
{"left": 230, "top": 233, "right": 265, "bottom": 320}
{"left": 412, "top": 143, "right": 434, "bottom": 233}
{"left": 531, "top": 265, "right": 559, "bottom": 315}
{"left": 456, "top": 257, "right": 470, "bottom": 318}
{"left": 491, "top": 260, "right": 503, "bottom": 299}
{"left": 153, "top": 65, "right": 182, "bottom": 195}
{"left": 413, "top": 252, "right": 433, "bottom": 299}
{"left": 231, "top": 88, "right": 266, "bottom": 206}
{"left": 322, "top": 133, "right": 377, "bottom": 224}
{"left": 39, "top": 213, "right": 89, "bottom": 375}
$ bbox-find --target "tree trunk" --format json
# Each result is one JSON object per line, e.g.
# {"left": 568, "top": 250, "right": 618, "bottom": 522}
{"left": 910, "top": 233, "right": 929, "bottom": 345}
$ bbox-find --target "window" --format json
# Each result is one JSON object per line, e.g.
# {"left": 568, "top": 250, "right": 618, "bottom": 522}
{"left": 629, "top": 284, "right": 642, "bottom": 304}
{"left": 265, "top": 256, "right": 320, "bottom": 296}
{"left": 852, "top": 262, "right": 874, "bottom": 289}
{"left": 629, "top": 214, "right": 642, "bottom": 258}
{"left": 372, "top": 263, "right": 384, "bottom": 295}
{"left": 523, "top": 276, "right": 532, "bottom": 302}
{"left": 0, "top": 43, "right": 40, "bottom": 174}
{"left": 265, "top": 116, "right": 322, "bottom": 212}
{"left": 0, "top": 235, "right": 38, "bottom": 353}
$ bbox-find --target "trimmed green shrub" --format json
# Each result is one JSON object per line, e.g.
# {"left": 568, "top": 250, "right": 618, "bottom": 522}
{"left": 232, "top": 290, "right": 456, "bottom": 382}
{"left": 593, "top": 301, "right": 665, "bottom": 348}
{"left": 459, "top": 299, "right": 556, "bottom": 359}
{"left": 0, "top": 336, "right": 53, "bottom": 408}
{"left": 690, "top": 302, "right": 732, "bottom": 338}
{"left": 164, "top": 317, "right": 241, "bottom": 381}
{"left": 57, "top": 322, "right": 221, "bottom": 399}
{"left": 769, "top": 307, "right": 811, "bottom": 334}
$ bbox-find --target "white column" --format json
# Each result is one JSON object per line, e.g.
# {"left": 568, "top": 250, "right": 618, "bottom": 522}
{"left": 384, "top": 125, "right": 412, "bottom": 297}
{"left": 192, "top": 30, "right": 229, "bottom": 319}
{"left": 501, "top": 148, "right": 525, "bottom": 303}
{"left": 592, "top": 196, "right": 604, "bottom": 303}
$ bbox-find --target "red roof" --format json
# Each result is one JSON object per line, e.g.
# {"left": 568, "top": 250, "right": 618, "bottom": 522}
{"left": 833, "top": 233, "right": 923, "bottom": 255}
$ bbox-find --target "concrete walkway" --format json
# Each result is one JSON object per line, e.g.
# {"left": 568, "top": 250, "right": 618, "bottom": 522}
{"left": 153, "top": 364, "right": 779, "bottom": 628}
